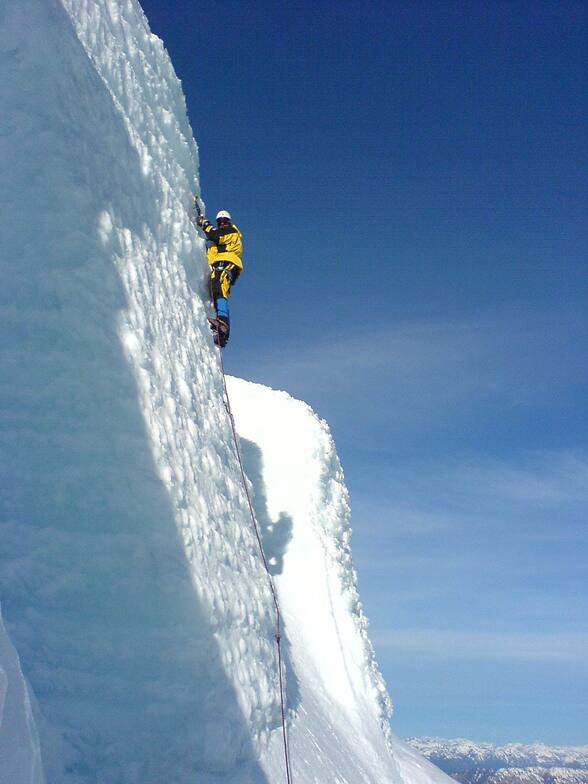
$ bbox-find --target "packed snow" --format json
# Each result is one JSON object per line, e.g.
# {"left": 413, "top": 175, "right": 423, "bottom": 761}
{"left": 0, "top": 1, "right": 453, "bottom": 782}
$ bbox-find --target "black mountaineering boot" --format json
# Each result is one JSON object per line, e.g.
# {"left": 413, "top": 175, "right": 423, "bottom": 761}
{"left": 208, "top": 317, "right": 229, "bottom": 347}
{"left": 216, "top": 317, "right": 230, "bottom": 347}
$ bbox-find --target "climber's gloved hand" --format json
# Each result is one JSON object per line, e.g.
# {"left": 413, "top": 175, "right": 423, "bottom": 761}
{"left": 196, "top": 214, "right": 206, "bottom": 227}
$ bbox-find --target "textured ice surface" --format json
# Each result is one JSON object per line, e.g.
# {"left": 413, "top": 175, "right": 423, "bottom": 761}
{"left": 0, "top": 1, "right": 276, "bottom": 780}
{"left": 0, "top": 1, "right": 451, "bottom": 782}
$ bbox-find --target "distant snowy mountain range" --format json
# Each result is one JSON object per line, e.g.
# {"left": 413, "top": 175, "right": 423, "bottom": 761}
{"left": 408, "top": 738, "right": 588, "bottom": 784}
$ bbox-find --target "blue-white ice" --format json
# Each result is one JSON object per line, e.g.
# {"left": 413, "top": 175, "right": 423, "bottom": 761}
{"left": 0, "top": 1, "right": 453, "bottom": 782}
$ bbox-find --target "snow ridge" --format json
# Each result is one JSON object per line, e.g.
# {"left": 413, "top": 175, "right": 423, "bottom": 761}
{"left": 226, "top": 379, "right": 453, "bottom": 784}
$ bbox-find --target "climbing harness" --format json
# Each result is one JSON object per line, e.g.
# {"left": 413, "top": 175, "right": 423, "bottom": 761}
{"left": 212, "top": 318, "right": 293, "bottom": 784}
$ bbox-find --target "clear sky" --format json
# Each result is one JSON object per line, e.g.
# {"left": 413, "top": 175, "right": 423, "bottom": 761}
{"left": 139, "top": 0, "right": 588, "bottom": 745}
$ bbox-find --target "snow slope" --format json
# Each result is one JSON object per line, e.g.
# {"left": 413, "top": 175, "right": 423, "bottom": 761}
{"left": 0, "top": 1, "right": 452, "bottom": 782}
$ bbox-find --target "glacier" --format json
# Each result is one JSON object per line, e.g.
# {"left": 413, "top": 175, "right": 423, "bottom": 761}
{"left": 0, "top": 1, "right": 453, "bottom": 782}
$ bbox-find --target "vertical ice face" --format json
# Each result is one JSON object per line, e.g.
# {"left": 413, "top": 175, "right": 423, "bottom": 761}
{"left": 0, "top": 0, "right": 278, "bottom": 781}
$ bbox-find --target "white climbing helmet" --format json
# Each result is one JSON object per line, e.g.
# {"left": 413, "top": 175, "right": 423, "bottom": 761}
{"left": 216, "top": 210, "right": 232, "bottom": 221}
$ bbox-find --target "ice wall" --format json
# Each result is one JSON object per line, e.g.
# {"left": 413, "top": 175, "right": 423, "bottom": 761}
{"left": 0, "top": 0, "right": 278, "bottom": 781}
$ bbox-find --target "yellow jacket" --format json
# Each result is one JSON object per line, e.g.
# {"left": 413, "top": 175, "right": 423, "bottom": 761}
{"left": 203, "top": 221, "right": 243, "bottom": 270}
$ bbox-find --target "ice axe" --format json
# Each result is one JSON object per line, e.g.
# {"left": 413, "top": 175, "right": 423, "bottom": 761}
{"left": 193, "top": 194, "right": 203, "bottom": 220}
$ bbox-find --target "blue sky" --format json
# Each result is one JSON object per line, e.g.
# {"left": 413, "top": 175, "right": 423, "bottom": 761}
{"left": 139, "top": 0, "right": 588, "bottom": 744}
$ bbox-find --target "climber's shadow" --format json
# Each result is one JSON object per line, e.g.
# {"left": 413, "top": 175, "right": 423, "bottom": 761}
{"left": 239, "top": 439, "right": 293, "bottom": 577}
{"left": 238, "top": 438, "right": 301, "bottom": 710}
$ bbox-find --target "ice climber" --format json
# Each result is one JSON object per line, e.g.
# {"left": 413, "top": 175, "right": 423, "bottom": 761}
{"left": 196, "top": 207, "right": 243, "bottom": 347}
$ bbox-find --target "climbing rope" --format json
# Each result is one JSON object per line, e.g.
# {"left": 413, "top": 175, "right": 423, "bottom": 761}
{"left": 194, "top": 192, "right": 292, "bottom": 778}
{"left": 212, "top": 322, "right": 293, "bottom": 784}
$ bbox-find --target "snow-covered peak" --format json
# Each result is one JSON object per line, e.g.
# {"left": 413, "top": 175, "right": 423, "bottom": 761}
{"left": 408, "top": 738, "right": 588, "bottom": 771}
